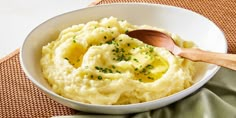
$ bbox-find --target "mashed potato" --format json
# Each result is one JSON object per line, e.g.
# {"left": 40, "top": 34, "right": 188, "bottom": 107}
{"left": 41, "top": 16, "right": 196, "bottom": 105}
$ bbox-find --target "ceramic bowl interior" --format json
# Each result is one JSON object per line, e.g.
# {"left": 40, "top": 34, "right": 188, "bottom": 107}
{"left": 20, "top": 3, "right": 227, "bottom": 114}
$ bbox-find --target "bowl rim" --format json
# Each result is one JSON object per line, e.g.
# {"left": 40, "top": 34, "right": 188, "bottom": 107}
{"left": 20, "top": 2, "right": 227, "bottom": 109}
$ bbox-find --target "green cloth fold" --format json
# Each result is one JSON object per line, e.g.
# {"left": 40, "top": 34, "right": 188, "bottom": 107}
{"left": 53, "top": 68, "right": 236, "bottom": 118}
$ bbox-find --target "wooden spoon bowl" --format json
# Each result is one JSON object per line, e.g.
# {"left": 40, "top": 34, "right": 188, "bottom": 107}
{"left": 127, "top": 29, "right": 236, "bottom": 71}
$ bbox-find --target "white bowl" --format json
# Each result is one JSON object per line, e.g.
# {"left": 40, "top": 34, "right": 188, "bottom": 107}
{"left": 20, "top": 3, "right": 227, "bottom": 114}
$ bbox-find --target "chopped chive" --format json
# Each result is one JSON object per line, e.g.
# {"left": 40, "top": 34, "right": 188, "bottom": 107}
{"left": 104, "top": 36, "right": 107, "bottom": 39}
{"left": 127, "top": 43, "right": 130, "bottom": 46}
{"left": 73, "top": 40, "right": 76, "bottom": 43}
{"left": 133, "top": 58, "right": 139, "bottom": 62}
{"left": 103, "top": 69, "right": 108, "bottom": 73}
{"left": 141, "top": 68, "right": 147, "bottom": 73}
{"left": 98, "top": 76, "right": 102, "bottom": 80}
{"left": 125, "top": 30, "right": 129, "bottom": 34}
{"left": 111, "top": 65, "right": 116, "bottom": 69}
{"left": 148, "top": 76, "right": 154, "bottom": 80}
{"left": 106, "top": 40, "right": 112, "bottom": 44}
{"left": 138, "top": 79, "right": 142, "bottom": 82}
{"left": 64, "top": 57, "right": 69, "bottom": 60}
{"left": 146, "top": 64, "right": 154, "bottom": 69}
{"left": 108, "top": 69, "right": 113, "bottom": 73}
{"left": 95, "top": 66, "right": 100, "bottom": 70}
{"left": 125, "top": 56, "right": 131, "bottom": 61}
{"left": 149, "top": 47, "right": 154, "bottom": 53}
{"left": 90, "top": 75, "right": 94, "bottom": 78}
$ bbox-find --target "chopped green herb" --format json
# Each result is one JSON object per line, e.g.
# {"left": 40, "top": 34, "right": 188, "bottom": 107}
{"left": 108, "top": 26, "right": 111, "bottom": 28}
{"left": 108, "top": 69, "right": 113, "bottom": 73}
{"left": 112, "top": 48, "right": 119, "bottom": 53}
{"left": 64, "top": 57, "right": 69, "bottom": 60}
{"left": 73, "top": 40, "right": 76, "bottom": 43}
{"left": 95, "top": 66, "right": 113, "bottom": 73}
{"left": 138, "top": 79, "right": 142, "bottom": 82}
{"left": 73, "top": 35, "right": 76, "bottom": 39}
{"left": 126, "top": 56, "right": 131, "bottom": 61}
{"left": 135, "top": 68, "right": 138, "bottom": 71}
{"left": 111, "top": 65, "right": 116, "bottom": 69}
{"left": 77, "top": 59, "right": 80, "bottom": 62}
{"left": 90, "top": 75, "right": 94, "bottom": 78}
{"left": 133, "top": 58, "right": 139, "bottom": 62}
{"left": 146, "top": 64, "right": 154, "bottom": 69}
{"left": 103, "top": 69, "right": 108, "bottom": 73}
{"left": 106, "top": 40, "right": 113, "bottom": 44}
{"left": 116, "top": 70, "right": 121, "bottom": 73}
{"left": 98, "top": 76, "right": 102, "bottom": 80}
{"left": 127, "top": 43, "right": 130, "bottom": 46}
{"left": 116, "top": 54, "right": 126, "bottom": 61}
{"left": 141, "top": 68, "right": 147, "bottom": 73}
{"left": 125, "top": 30, "right": 129, "bottom": 34}
{"left": 95, "top": 66, "right": 100, "bottom": 70}
{"left": 104, "top": 36, "right": 107, "bottom": 39}
{"left": 149, "top": 46, "right": 154, "bottom": 53}
{"left": 148, "top": 76, "right": 154, "bottom": 80}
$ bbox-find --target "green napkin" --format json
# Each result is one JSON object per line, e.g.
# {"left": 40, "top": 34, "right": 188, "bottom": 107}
{"left": 53, "top": 67, "right": 236, "bottom": 118}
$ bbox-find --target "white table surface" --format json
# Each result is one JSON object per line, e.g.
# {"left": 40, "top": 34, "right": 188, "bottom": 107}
{"left": 0, "top": 0, "right": 94, "bottom": 59}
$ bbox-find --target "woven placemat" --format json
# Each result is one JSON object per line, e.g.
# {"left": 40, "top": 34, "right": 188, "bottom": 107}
{"left": 0, "top": 0, "right": 235, "bottom": 117}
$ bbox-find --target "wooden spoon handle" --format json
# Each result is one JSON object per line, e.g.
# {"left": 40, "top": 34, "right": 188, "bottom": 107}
{"left": 179, "top": 48, "right": 236, "bottom": 71}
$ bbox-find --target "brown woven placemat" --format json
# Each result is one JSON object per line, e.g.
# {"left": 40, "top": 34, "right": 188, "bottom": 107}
{"left": 0, "top": 0, "right": 235, "bottom": 117}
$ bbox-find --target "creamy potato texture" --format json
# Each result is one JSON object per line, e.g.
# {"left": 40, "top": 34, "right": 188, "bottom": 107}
{"left": 41, "top": 17, "right": 196, "bottom": 105}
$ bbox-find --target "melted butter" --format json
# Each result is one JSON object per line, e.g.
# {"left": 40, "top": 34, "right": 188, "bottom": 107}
{"left": 134, "top": 55, "right": 169, "bottom": 83}
{"left": 63, "top": 42, "right": 86, "bottom": 68}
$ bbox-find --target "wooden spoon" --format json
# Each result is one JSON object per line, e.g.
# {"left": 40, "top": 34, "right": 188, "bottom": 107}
{"left": 127, "top": 29, "right": 236, "bottom": 71}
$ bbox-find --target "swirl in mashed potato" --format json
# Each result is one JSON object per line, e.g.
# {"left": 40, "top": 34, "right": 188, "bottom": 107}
{"left": 40, "top": 16, "right": 196, "bottom": 105}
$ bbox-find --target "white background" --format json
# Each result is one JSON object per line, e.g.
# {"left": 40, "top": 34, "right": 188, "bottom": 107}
{"left": 0, "top": 0, "right": 94, "bottom": 58}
